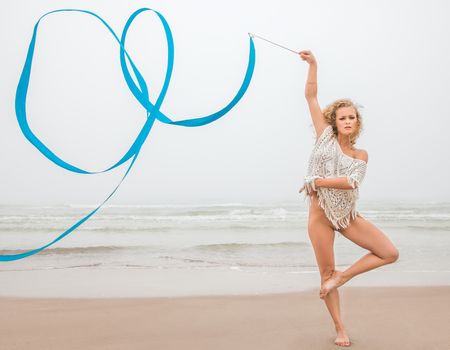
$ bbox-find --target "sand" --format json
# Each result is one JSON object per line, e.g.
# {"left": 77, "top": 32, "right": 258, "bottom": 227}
{"left": 0, "top": 286, "right": 448, "bottom": 350}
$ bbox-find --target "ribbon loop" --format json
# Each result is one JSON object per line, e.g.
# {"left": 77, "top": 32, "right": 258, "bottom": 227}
{"left": 1, "top": 7, "right": 255, "bottom": 261}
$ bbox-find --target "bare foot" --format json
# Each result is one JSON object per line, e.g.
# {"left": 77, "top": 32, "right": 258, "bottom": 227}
{"left": 334, "top": 328, "right": 351, "bottom": 347}
{"left": 320, "top": 270, "right": 347, "bottom": 299}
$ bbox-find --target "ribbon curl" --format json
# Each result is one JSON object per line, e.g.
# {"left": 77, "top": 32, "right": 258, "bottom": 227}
{"left": 1, "top": 7, "right": 255, "bottom": 261}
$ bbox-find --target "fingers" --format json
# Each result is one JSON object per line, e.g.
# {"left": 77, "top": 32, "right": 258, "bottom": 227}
{"left": 298, "top": 50, "right": 314, "bottom": 62}
{"left": 299, "top": 53, "right": 309, "bottom": 61}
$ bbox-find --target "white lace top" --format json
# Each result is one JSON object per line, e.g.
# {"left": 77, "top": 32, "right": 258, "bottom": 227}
{"left": 300, "top": 125, "right": 367, "bottom": 230}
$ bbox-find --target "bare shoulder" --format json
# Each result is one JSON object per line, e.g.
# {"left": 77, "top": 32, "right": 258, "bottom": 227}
{"left": 354, "top": 149, "right": 369, "bottom": 163}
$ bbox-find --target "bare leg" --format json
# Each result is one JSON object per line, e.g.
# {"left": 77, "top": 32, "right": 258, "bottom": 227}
{"left": 308, "top": 194, "right": 351, "bottom": 347}
{"left": 323, "top": 289, "right": 351, "bottom": 346}
{"left": 320, "top": 215, "right": 400, "bottom": 297}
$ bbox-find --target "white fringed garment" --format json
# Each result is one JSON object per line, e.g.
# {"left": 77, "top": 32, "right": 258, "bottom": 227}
{"left": 300, "top": 125, "right": 367, "bottom": 231}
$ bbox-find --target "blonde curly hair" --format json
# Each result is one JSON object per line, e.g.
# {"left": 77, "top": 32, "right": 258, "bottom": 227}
{"left": 322, "top": 99, "right": 363, "bottom": 146}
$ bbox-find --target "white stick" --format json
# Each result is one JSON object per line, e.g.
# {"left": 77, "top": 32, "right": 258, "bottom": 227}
{"left": 248, "top": 32, "right": 298, "bottom": 54}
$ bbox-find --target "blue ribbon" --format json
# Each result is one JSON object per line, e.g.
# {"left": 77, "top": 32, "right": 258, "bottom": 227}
{"left": 1, "top": 7, "right": 255, "bottom": 261}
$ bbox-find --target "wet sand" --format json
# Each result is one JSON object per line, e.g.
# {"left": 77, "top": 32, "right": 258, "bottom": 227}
{"left": 1, "top": 286, "right": 448, "bottom": 350}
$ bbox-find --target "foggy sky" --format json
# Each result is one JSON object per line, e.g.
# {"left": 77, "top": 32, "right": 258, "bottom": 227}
{"left": 1, "top": 0, "right": 449, "bottom": 205}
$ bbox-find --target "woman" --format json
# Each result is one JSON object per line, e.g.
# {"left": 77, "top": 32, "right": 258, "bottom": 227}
{"left": 298, "top": 50, "right": 400, "bottom": 347}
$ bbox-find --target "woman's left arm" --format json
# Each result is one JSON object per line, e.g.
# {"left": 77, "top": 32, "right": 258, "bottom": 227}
{"left": 315, "top": 177, "right": 355, "bottom": 190}
{"left": 315, "top": 154, "right": 368, "bottom": 190}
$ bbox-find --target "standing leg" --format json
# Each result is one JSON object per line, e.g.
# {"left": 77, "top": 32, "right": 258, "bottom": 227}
{"left": 308, "top": 212, "right": 351, "bottom": 347}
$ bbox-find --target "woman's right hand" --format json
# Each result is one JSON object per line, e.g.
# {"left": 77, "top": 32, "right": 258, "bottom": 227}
{"left": 299, "top": 50, "right": 316, "bottom": 65}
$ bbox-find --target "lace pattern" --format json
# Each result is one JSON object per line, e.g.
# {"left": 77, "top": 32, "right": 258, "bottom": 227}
{"left": 301, "top": 125, "right": 367, "bottom": 230}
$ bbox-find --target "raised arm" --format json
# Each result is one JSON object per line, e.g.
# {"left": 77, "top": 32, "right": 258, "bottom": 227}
{"left": 299, "top": 50, "right": 329, "bottom": 139}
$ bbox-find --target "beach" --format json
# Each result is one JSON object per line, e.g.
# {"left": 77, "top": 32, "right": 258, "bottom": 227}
{"left": 1, "top": 286, "right": 449, "bottom": 350}
{"left": 1, "top": 201, "right": 450, "bottom": 349}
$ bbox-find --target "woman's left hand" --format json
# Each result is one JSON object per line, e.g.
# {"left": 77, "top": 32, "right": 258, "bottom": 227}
{"left": 299, "top": 175, "right": 322, "bottom": 194}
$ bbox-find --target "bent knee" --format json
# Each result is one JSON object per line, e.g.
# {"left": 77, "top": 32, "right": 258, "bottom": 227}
{"left": 384, "top": 247, "right": 400, "bottom": 263}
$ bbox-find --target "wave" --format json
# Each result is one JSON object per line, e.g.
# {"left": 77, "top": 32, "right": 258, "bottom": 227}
{"left": 67, "top": 203, "right": 256, "bottom": 209}
{"left": 2, "top": 221, "right": 449, "bottom": 234}
{"left": 1, "top": 203, "right": 450, "bottom": 236}
{"left": 188, "top": 241, "right": 310, "bottom": 252}
{"left": 0, "top": 246, "right": 130, "bottom": 256}
{"left": 0, "top": 210, "right": 304, "bottom": 224}
{"left": 0, "top": 241, "right": 311, "bottom": 257}
{"left": 0, "top": 223, "right": 305, "bottom": 234}
{"left": 159, "top": 254, "right": 312, "bottom": 268}
{"left": 405, "top": 225, "right": 450, "bottom": 231}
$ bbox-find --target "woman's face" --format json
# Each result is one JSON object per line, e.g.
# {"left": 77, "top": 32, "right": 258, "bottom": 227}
{"left": 335, "top": 106, "right": 358, "bottom": 138}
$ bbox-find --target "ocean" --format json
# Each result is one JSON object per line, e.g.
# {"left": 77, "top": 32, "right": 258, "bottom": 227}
{"left": 1, "top": 200, "right": 449, "bottom": 297}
